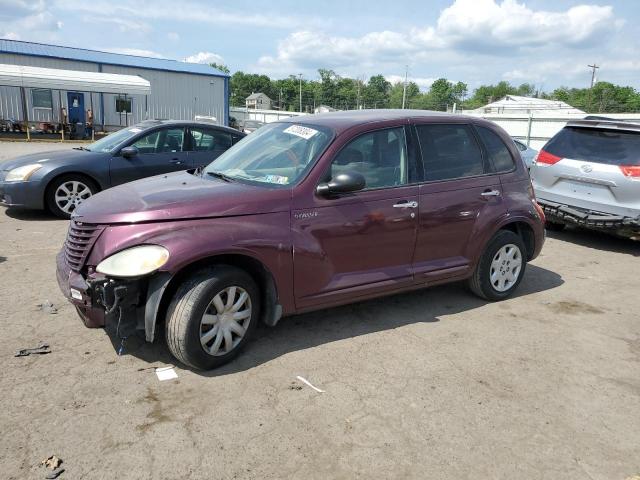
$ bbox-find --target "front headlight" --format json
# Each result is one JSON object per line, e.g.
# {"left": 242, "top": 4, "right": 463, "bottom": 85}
{"left": 96, "top": 245, "right": 170, "bottom": 278}
{"left": 5, "top": 164, "right": 43, "bottom": 182}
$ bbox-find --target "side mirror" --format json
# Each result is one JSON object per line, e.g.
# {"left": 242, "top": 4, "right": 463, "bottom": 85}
{"left": 120, "top": 146, "right": 138, "bottom": 159}
{"left": 316, "top": 171, "right": 366, "bottom": 196}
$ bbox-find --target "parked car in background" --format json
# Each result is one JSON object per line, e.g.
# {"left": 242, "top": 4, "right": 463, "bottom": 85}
{"left": 56, "top": 110, "right": 545, "bottom": 370}
{"left": 512, "top": 138, "right": 538, "bottom": 169}
{"left": 0, "top": 120, "right": 245, "bottom": 218}
{"left": 241, "top": 119, "right": 265, "bottom": 133}
{"left": 531, "top": 118, "right": 640, "bottom": 239}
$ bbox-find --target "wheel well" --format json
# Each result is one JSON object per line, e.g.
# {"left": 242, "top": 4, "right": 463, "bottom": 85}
{"left": 44, "top": 172, "right": 102, "bottom": 207}
{"left": 156, "top": 254, "right": 278, "bottom": 328}
{"left": 500, "top": 222, "right": 535, "bottom": 260}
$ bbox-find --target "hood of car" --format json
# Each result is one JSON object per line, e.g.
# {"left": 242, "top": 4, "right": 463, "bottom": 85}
{"left": 1, "top": 148, "right": 98, "bottom": 171}
{"left": 73, "top": 170, "right": 291, "bottom": 224}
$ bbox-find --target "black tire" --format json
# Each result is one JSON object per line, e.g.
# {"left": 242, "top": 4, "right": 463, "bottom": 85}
{"left": 45, "top": 174, "right": 98, "bottom": 219}
{"left": 165, "top": 266, "right": 260, "bottom": 370}
{"left": 545, "top": 221, "right": 566, "bottom": 232}
{"left": 468, "top": 230, "right": 527, "bottom": 301}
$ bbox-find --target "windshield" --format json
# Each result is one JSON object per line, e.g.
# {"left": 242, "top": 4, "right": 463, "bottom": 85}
{"left": 86, "top": 125, "right": 148, "bottom": 153}
{"left": 203, "top": 122, "right": 333, "bottom": 186}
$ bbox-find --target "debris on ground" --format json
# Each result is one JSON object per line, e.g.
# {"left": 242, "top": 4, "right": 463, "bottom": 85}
{"left": 37, "top": 301, "right": 58, "bottom": 315}
{"left": 295, "top": 376, "right": 325, "bottom": 393}
{"left": 288, "top": 382, "right": 303, "bottom": 391}
{"left": 15, "top": 343, "right": 51, "bottom": 357}
{"left": 155, "top": 366, "right": 178, "bottom": 381}
{"left": 45, "top": 468, "right": 65, "bottom": 479}
{"left": 41, "top": 455, "right": 62, "bottom": 469}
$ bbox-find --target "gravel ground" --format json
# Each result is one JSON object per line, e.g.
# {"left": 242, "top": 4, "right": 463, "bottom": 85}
{"left": 1, "top": 142, "right": 639, "bottom": 479}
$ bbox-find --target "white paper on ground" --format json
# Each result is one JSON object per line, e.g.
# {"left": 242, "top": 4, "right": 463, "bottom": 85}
{"left": 155, "top": 366, "right": 178, "bottom": 381}
{"left": 296, "top": 375, "right": 325, "bottom": 393}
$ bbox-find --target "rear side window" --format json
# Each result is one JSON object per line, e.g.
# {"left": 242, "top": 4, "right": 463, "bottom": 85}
{"left": 545, "top": 127, "right": 640, "bottom": 166}
{"left": 415, "top": 124, "right": 485, "bottom": 181}
{"left": 476, "top": 126, "right": 515, "bottom": 172}
{"left": 190, "top": 128, "right": 232, "bottom": 152}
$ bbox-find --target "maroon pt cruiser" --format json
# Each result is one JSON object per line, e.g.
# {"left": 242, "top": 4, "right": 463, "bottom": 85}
{"left": 57, "top": 110, "right": 545, "bottom": 370}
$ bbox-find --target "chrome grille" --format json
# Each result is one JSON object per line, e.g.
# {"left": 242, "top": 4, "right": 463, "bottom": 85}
{"left": 64, "top": 221, "right": 101, "bottom": 272}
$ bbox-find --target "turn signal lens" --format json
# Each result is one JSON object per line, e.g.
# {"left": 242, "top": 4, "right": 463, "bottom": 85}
{"left": 620, "top": 165, "right": 640, "bottom": 179}
{"left": 535, "top": 150, "right": 562, "bottom": 165}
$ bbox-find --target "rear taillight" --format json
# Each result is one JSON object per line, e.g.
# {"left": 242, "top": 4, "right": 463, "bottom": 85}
{"left": 535, "top": 150, "right": 562, "bottom": 165}
{"left": 620, "top": 166, "right": 640, "bottom": 179}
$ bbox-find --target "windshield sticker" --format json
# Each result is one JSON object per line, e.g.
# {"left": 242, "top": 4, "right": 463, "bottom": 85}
{"left": 265, "top": 174, "right": 289, "bottom": 185}
{"left": 283, "top": 125, "right": 318, "bottom": 140}
{"left": 128, "top": 128, "right": 143, "bottom": 133}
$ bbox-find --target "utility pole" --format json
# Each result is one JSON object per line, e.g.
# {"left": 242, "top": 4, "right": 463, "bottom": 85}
{"left": 401, "top": 65, "right": 408, "bottom": 109}
{"left": 588, "top": 63, "right": 599, "bottom": 88}
{"left": 298, "top": 73, "right": 303, "bottom": 113}
{"left": 356, "top": 80, "right": 361, "bottom": 110}
{"left": 279, "top": 88, "right": 283, "bottom": 110}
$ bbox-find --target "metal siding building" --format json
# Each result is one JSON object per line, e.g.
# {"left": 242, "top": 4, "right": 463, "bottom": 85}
{"left": 0, "top": 39, "right": 229, "bottom": 129}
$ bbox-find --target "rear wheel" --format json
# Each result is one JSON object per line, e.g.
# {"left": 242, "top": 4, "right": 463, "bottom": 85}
{"left": 165, "top": 266, "right": 260, "bottom": 370}
{"left": 46, "top": 174, "right": 97, "bottom": 219}
{"left": 545, "top": 221, "right": 566, "bottom": 232}
{"left": 469, "top": 230, "right": 526, "bottom": 301}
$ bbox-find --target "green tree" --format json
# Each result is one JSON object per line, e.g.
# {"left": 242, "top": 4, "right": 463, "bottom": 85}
{"left": 210, "top": 62, "right": 230, "bottom": 74}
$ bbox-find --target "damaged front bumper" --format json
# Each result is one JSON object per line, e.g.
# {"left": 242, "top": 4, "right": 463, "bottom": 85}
{"left": 55, "top": 250, "right": 171, "bottom": 341}
{"left": 538, "top": 199, "right": 640, "bottom": 238}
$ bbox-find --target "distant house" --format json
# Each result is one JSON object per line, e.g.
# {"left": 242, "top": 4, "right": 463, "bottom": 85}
{"left": 314, "top": 105, "right": 338, "bottom": 114}
{"left": 471, "top": 95, "right": 584, "bottom": 115}
{"left": 246, "top": 92, "right": 272, "bottom": 110}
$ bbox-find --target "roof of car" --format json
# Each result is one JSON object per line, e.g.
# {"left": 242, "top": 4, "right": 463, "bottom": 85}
{"left": 565, "top": 118, "right": 640, "bottom": 133}
{"left": 136, "top": 119, "right": 242, "bottom": 134}
{"left": 277, "top": 109, "right": 480, "bottom": 133}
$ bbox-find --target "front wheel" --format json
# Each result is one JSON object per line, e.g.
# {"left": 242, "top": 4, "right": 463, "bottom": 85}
{"left": 46, "top": 174, "right": 97, "bottom": 219}
{"left": 165, "top": 266, "right": 260, "bottom": 370}
{"left": 468, "top": 230, "right": 526, "bottom": 301}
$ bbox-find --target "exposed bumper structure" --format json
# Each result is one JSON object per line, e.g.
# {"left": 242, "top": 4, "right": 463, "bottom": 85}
{"left": 56, "top": 249, "right": 171, "bottom": 341}
{"left": 538, "top": 199, "right": 640, "bottom": 238}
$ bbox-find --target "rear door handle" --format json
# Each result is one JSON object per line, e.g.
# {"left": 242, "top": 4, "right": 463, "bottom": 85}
{"left": 481, "top": 190, "right": 501, "bottom": 198}
{"left": 393, "top": 201, "right": 418, "bottom": 208}
{"left": 170, "top": 158, "right": 183, "bottom": 165}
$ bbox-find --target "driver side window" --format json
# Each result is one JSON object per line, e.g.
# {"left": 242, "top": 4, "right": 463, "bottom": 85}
{"left": 331, "top": 127, "right": 408, "bottom": 189}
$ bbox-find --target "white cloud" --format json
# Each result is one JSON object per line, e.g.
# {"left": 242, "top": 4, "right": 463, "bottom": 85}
{"left": 0, "top": 0, "right": 63, "bottom": 41}
{"left": 385, "top": 75, "right": 437, "bottom": 91}
{"left": 167, "top": 32, "right": 180, "bottom": 41}
{"left": 257, "top": 0, "right": 619, "bottom": 77}
{"left": 82, "top": 15, "right": 151, "bottom": 34}
{"left": 183, "top": 51, "right": 224, "bottom": 65}
{"left": 54, "top": 0, "right": 320, "bottom": 30}
{"left": 437, "top": 0, "right": 616, "bottom": 49}
{"left": 103, "top": 47, "right": 165, "bottom": 58}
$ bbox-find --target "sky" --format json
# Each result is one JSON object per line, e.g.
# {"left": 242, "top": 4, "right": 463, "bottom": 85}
{"left": 1, "top": 0, "right": 639, "bottom": 91}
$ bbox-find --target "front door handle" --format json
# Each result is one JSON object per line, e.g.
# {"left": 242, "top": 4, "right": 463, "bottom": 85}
{"left": 393, "top": 201, "right": 418, "bottom": 208}
{"left": 170, "top": 158, "right": 183, "bottom": 165}
{"left": 481, "top": 189, "right": 501, "bottom": 198}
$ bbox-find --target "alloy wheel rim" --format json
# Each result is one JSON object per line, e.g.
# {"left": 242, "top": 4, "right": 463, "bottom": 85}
{"left": 489, "top": 243, "right": 522, "bottom": 292}
{"left": 55, "top": 181, "right": 92, "bottom": 214}
{"left": 199, "top": 286, "right": 252, "bottom": 356}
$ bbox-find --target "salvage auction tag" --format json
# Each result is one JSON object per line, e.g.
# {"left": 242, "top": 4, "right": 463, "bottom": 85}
{"left": 283, "top": 125, "right": 318, "bottom": 140}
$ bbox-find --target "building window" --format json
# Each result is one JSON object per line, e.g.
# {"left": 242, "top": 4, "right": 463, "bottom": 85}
{"left": 32, "top": 89, "right": 53, "bottom": 109}
{"left": 115, "top": 96, "right": 132, "bottom": 114}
